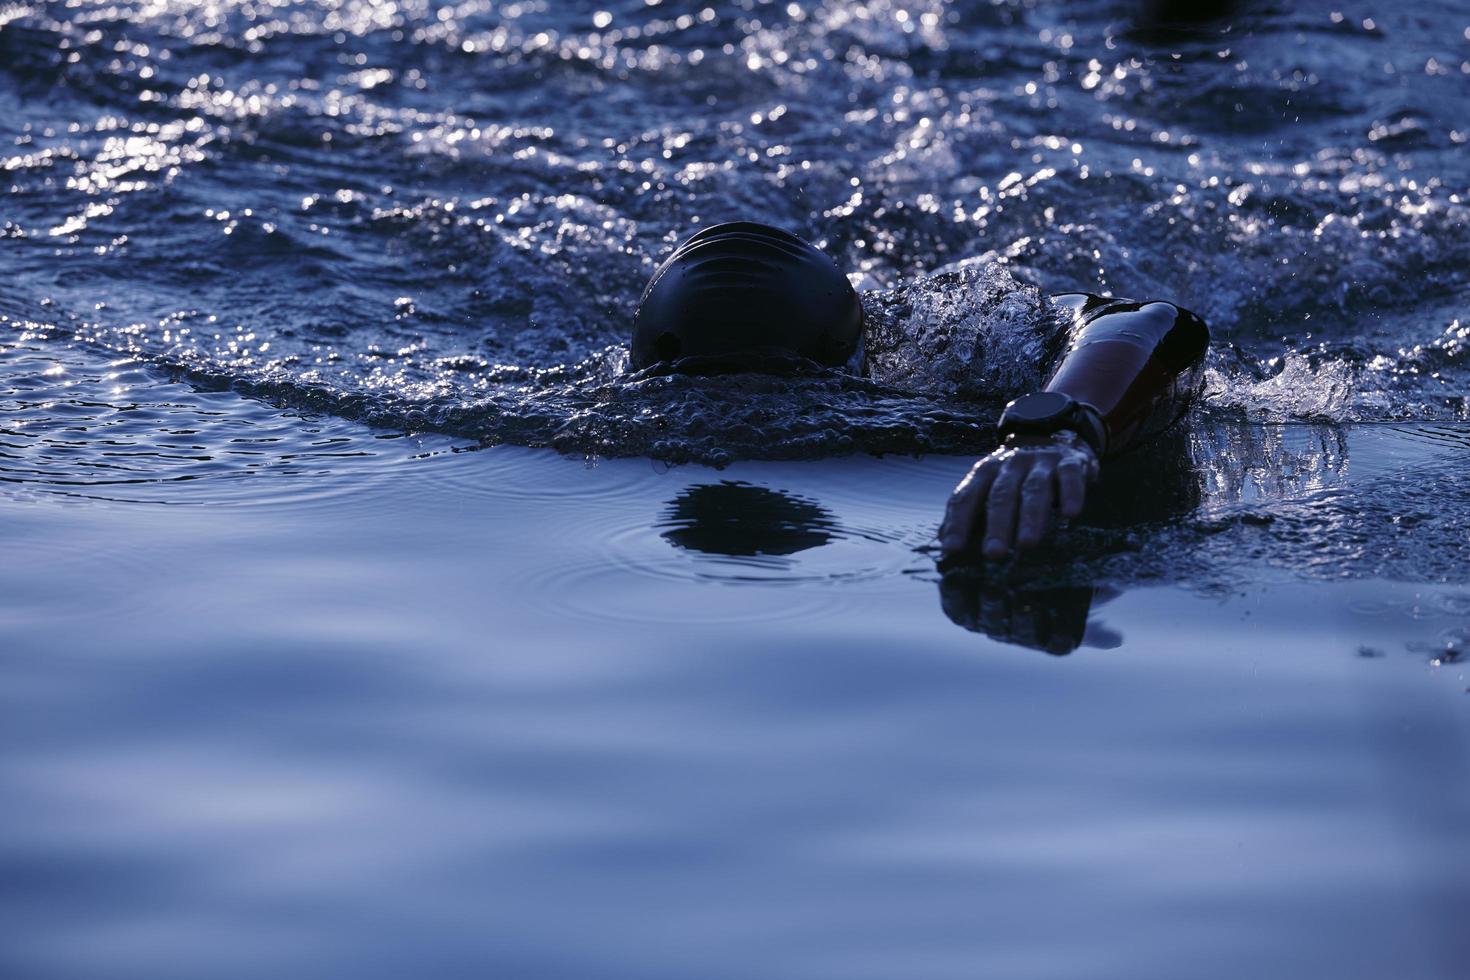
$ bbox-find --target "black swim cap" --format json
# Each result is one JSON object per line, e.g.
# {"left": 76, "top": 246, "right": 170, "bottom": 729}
{"left": 631, "top": 222, "right": 863, "bottom": 369}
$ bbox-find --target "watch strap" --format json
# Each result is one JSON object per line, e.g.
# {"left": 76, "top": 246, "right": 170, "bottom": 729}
{"left": 997, "top": 392, "right": 1107, "bottom": 457}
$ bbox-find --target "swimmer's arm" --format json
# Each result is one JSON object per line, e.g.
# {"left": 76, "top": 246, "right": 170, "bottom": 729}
{"left": 1039, "top": 295, "right": 1211, "bottom": 456}
{"left": 940, "top": 298, "right": 1209, "bottom": 560}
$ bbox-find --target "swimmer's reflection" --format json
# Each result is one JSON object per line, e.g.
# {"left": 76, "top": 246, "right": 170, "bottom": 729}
{"left": 663, "top": 482, "right": 1122, "bottom": 656}
{"left": 938, "top": 569, "right": 1123, "bottom": 657}
{"left": 658, "top": 424, "right": 1351, "bottom": 654}
{"left": 659, "top": 482, "right": 837, "bottom": 559}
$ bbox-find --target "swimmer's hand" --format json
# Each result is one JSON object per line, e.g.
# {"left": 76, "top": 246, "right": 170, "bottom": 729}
{"left": 939, "top": 430, "right": 1099, "bottom": 561}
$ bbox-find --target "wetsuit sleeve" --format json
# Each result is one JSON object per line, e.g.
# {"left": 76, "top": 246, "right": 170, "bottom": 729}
{"left": 1044, "top": 293, "right": 1210, "bottom": 457}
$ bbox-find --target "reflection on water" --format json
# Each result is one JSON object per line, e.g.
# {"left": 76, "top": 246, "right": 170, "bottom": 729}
{"left": 651, "top": 479, "right": 929, "bottom": 586}
{"left": 659, "top": 482, "right": 838, "bottom": 561}
{"left": 1191, "top": 421, "right": 1351, "bottom": 507}
{"left": 938, "top": 570, "right": 1123, "bottom": 656}
{"left": 644, "top": 415, "right": 1470, "bottom": 655}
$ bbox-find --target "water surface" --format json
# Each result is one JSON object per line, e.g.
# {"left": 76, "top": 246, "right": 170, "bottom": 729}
{"left": 4, "top": 0, "right": 1469, "bottom": 458}
{"left": 3, "top": 2, "right": 1470, "bottom": 977}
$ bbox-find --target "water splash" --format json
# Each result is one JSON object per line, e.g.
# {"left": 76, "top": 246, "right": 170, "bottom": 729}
{"left": 3, "top": 0, "right": 1469, "bottom": 461}
{"left": 1203, "top": 353, "right": 1357, "bottom": 422}
{"left": 861, "top": 261, "right": 1065, "bottom": 401}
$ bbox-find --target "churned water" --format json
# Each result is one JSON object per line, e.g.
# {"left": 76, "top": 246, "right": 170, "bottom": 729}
{"left": 2, "top": 2, "right": 1470, "bottom": 978}
{"left": 4, "top": 0, "right": 1470, "bottom": 457}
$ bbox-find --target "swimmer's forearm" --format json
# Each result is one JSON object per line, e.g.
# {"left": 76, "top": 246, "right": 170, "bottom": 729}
{"left": 941, "top": 296, "right": 1209, "bottom": 560}
{"left": 1043, "top": 297, "right": 1209, "bottom": 456}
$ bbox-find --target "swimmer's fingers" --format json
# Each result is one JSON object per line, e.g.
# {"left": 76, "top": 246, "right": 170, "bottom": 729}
{"left": 981, "top": 458, "right": 1027, "bottom": 561}
{"left": 1013, "top": 459, "right": 1058, "bottom": 551}
{"left": 939, "top": 458, "right": 999, "bottom": 556}
{"left": 941, "top": 441, "right": 1097, "bottom": 561}
{"left": 1055, "top": 458, "right": 1089, "bottom": 519}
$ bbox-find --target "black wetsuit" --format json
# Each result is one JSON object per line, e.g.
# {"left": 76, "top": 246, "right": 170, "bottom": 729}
{"left": 1045, "top": 293, "right": 1208, "bottom": 456}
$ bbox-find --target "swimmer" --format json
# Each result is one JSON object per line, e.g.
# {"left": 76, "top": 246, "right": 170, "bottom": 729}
{"left": 631, "top": 221, "right": 1209, "bottom": 561}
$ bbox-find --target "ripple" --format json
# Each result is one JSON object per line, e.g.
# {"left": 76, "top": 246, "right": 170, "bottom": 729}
{"left": 1387, "top": 422, "right": 1470, "bottom": 452}
{"left": 517, "top": 553, "right": 848, "bottom": 627}
{"left": 0, "top": 511, "right": 156, "bottom": 625}
{"left": 591, "top": 479, "right": 932, "bottom": 589}
{"left": 404, "top": 444, "right": 666, "bottom": 504}
{"left": 0, "top": 342, "right": 447, "bottom": 508}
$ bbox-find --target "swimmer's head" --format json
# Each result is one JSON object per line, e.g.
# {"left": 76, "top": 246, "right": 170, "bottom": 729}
{"left": 631, "top": 221, "right": 863, "bottom": 369}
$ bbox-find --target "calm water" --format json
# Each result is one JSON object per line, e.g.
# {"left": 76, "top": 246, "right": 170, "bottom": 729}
{"left": 3, "top": 1, "right": 1470, "bottom": 977}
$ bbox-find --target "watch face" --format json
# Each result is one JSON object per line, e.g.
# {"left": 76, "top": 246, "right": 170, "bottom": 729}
{"left": 1007, "top": 391, "right": 1074, "bottom": 425}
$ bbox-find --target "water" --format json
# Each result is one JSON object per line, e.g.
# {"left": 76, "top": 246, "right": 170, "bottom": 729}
{"left": 3, "top": 1, "right": 1470, "bottom": 977}
{"left": 4, "top": 0, "right": 1469, "bottom": 456}
{"left": 3, "top": 396, "right": 1469, "bottom": 979}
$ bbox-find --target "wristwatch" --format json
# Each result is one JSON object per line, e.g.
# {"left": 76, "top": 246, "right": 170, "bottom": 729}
{"left": 996, "top": 391, "right": 1107, "bottom": 456}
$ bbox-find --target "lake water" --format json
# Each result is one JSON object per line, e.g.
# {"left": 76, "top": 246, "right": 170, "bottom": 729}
{"left": 3, "top": 1, "right": 1469, "bottom": 977}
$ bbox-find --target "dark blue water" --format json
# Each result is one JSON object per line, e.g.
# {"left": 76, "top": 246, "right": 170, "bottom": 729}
{"left": 3, "top": 2, "right": 1470, "bottom": 978}
{"left": 4, "top": 0, "right": 1469, "bottom": 460}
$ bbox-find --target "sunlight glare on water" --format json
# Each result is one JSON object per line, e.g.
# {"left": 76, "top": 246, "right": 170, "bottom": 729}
{"left": 3, "top": 0, "right": 1469, "bottom": 461}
